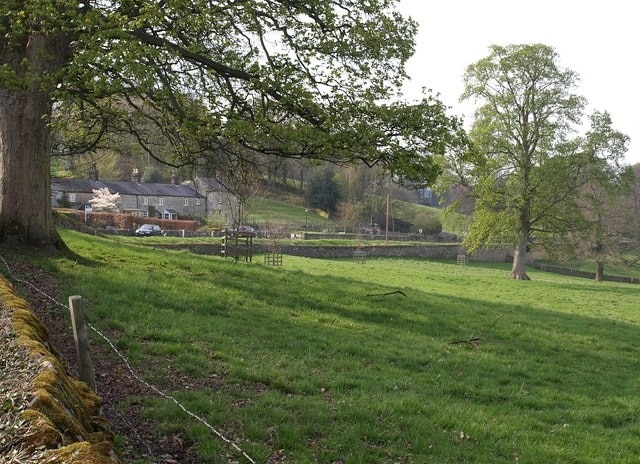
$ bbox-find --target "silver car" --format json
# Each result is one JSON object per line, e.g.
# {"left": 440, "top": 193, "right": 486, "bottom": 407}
{"left": 135, "top": 224, "right": 163, "bottom": 236}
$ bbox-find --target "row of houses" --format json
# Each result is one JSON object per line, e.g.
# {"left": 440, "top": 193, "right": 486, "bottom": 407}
{"left": 51, "top": 169, "right": 236, "bottom": 221}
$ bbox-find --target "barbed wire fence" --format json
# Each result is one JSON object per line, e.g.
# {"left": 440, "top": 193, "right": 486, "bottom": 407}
{"left": 0, "top": 255, "right": 257, "bottom": 464}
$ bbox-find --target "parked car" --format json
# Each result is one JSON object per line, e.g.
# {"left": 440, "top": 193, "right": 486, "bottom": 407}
{"left": 135, "top": 224, "right": 163, "bottom": 236}
{"left": 229, "top": 225, "right": 257, "bottom": 237}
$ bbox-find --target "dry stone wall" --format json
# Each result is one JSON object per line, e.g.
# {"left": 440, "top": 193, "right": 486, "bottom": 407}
{"left": 0, "top": 277, "right": 118, "bottom": 464}
{"left": 159, "top": 243, "right": 511, "bottom": 261}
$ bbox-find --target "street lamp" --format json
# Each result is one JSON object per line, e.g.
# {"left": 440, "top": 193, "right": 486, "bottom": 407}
{"left": 84, "top": 204, "right": 92, "bottom": 225}
{"left": 304, "top": 208, "right": 309, "bottom": 229}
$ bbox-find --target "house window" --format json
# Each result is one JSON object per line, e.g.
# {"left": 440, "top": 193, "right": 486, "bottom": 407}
{"left": 184, "top": 198, "right": 189, "bottom": 207}
{"left": 69, "top": 193, "right": 76, "bottom": 203}
{"left": 158, "top": 197, "right": 164, "bottom": 206}
{"left": 195, "top": 198, "right": 201, "bottom": 206}
{"left": 143, "top": 197, "right": 148, "bottom": 206}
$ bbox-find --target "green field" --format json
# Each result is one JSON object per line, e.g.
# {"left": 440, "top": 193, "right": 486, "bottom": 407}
{"left": 29, "top": 230, "right": 640, "bottom": 463}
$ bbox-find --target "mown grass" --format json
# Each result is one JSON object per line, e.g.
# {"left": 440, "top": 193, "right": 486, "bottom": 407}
{"left": 37, "top": 230, "right": 640, "bottom": 463}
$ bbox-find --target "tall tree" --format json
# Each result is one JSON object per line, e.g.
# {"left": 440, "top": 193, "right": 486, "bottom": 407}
{"left": 0, "top": 0, "right": 464, "bottom": 251}
{"left": 439, "top": 44, "right": 628, "bottom": 279}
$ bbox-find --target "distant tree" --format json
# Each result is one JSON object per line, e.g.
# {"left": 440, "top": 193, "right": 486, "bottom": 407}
{"left": 92, "top": 152, "right": 125, "bottom": 181}
{"left": 360, "top": 168, "right": 390, "bottom": 229}
{"left": 51, "top": 151, "right": 124, "bottom": 180}
{"left": 625, "top": 166, "right": 640, "bottom": 267}
{"left": 305, "top": 167, "right": 341, "bottom": 214}
{"left": 632, "top": 165, "right": 640, "bottom": 243}
{"left": 440, "top": 44, "right": 628, "bottom": 280}
{"left": 220, "top": 156, "right": 264, "bottom": 229}
{"left": 205, "top": 210, "right": 227, "bottom": 231}
{"left": 141, "top": 166, "right": 164, "bottom": 183}
{"left": 336, "top": 201, "right": 364, "bottom": 232}
{"left": 51, "top": 97, "right": 175, "bottom": 180}
{"left": 564, "top": 112, "right": 634, "bottom": 281}
{"left": 89, "top": 188, "right": 120, "bottom": 212}
{"left": 570, "top": 182, "right": 633, "bottom": 281}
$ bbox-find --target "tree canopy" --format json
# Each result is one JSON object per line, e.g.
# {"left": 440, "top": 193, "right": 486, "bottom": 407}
{"left": 0, "top": 0, "right": 464, "bottom": 249}
{"left": 438, "top": 44, "right": 630, "bottom": 279}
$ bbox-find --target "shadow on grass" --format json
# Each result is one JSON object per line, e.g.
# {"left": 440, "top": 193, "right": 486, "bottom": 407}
{"left": 48, "top": 232, "right": 640, "bottom": 463}
{"left": 54, "top": 239, "right": 640, "bottom": 392}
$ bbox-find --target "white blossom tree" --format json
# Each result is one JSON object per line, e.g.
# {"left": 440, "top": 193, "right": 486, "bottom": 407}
{"left": 88, "top": 188, "right": 120, "bottom": 212}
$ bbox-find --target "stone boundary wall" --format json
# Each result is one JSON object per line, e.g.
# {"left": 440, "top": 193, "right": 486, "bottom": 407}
{"left": 157, "top": 243, "right": 639, "bottom": 283}
{"left": 157, "top": 242, "right": 512, "bottom": 262}
{"left": 0, "top": 277, "right": 118, "bottom": 463}
{"left": 528, "top": 261, "right": 640, "bottom": 284}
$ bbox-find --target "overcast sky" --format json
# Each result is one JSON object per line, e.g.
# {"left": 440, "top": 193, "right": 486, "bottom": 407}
{"left": 396, "top": 0, "right": 639, "bottom": 165}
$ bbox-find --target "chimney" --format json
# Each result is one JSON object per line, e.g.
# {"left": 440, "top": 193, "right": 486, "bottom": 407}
{"left": 171, "top": 172, "right": 177, "bottom": 185}
{"left": 131, "top": 168, "right": 140, "bottom": 183}
{"left": 89, "top": 162, "right": 99, "bottom": 181}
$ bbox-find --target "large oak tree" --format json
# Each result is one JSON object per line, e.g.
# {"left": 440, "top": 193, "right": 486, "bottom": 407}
{"left": 439, "top": 44, "right": 629, "bottom": 279}
{"left": 0, "top": 0, "right": 464, "bottom": 250}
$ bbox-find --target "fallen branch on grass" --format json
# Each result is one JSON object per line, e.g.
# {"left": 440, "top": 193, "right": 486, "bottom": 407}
{"left": 365, "top": 290, "right": 407, "bottom": 298}
{"left": 450, "top": 337, "right": 483, "bottom": 349}
{"left": 450, "top": 315, "right": 504, "bottom": 349}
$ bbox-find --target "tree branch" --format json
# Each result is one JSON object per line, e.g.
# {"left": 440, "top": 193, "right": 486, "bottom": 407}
{"left": 365, "top": 290, "right": 407, "bottom": 298}
{"left": 450, "top": 315, "right": 503, "bottom": 349}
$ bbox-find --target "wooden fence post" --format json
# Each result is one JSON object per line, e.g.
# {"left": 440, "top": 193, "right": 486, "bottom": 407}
{"left": 68, "top": 295, "right": 96, "bottom": 392}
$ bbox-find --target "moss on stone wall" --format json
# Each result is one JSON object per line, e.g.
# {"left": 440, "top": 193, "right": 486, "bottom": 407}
{"left": 1, "top": 277, "right": 119, "bottom": 463}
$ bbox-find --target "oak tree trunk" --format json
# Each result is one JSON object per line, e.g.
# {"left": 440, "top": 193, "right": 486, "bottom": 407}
{"left": 510, "top": 230, "right": 530, "bottom": 280}
{"left": 0, "top": 32, "right": 70, "bottom": 251}
{"left": 0, "top": 88, "right": 64, "bottom": 249}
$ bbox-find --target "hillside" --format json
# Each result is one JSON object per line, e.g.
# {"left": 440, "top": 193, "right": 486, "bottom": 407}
{"left": 245, "top": 186, "right": 443, "bottom": 234}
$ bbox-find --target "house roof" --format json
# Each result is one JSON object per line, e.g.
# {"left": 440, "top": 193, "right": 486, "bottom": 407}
{"left": 182, "top": 177, "right": 226, "bottom": 192}
{"left": 51, "top": 179, "right": 205, "bottom": 198}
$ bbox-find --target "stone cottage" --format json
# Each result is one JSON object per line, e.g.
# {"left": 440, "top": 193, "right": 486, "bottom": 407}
{"left": 51, "top": 169, "right": 208, "bottom": 219}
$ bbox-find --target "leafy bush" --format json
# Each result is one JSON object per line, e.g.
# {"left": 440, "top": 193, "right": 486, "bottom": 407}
{"left": 411, "top": 211, "right": 442, "bottom": 235}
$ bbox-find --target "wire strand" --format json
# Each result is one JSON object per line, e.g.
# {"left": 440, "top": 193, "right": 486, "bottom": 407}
{"left": 0, "top": 255, "right": 257, "bottom": 464}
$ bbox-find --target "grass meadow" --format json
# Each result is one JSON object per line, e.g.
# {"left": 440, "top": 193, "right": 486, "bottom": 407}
{"left": 36, "top": 230, "right": 640, "bottom": 463}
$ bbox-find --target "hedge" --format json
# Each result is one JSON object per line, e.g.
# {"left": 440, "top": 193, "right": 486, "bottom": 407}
{"left": 55, "top": 209, "right": 199, "bottom": 231}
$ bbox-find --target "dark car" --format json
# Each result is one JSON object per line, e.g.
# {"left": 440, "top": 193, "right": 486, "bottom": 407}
{"left": 135, "top": 224, "right": 163, "bottom": 236}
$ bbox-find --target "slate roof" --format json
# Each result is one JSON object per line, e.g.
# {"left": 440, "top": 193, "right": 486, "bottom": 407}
{"left": 182, "top": 177, "right": 226, "bottom": 192}
{"left": 51, "top": 179, "right": 205, "bottom": 198}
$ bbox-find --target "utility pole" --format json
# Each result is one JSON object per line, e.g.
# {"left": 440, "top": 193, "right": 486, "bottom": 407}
{"left": 385, "top": 192, "right": 390, "bottom": 244}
